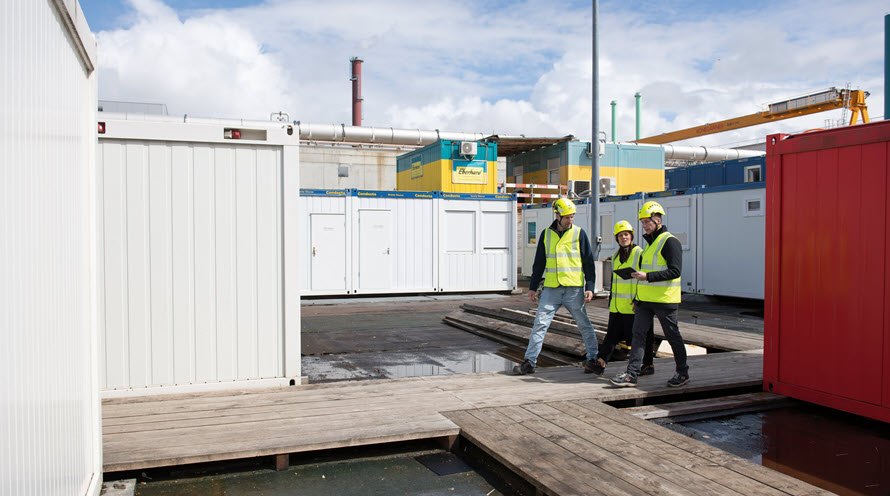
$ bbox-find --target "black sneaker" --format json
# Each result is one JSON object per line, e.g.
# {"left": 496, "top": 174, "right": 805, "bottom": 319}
{"left": 582, "top": 358, "right": 605, "bottom": 376}
{"left": 609, "top": 372, "right": 637, "bottom": 387}
{"left": 640, "top": 364, "right": 655, "bottom": 376}
{"left": 667, "top": 372, "right": 690, "bottom": 387}
{"left": 512, "top": 359, "right": 535, "bottom": 375}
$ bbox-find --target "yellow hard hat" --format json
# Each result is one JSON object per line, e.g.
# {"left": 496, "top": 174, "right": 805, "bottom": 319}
{"left": 638, "top": 200, "right": 665, "bottom": 220}
{"left": 614, "top": 220, "right": 634, "bottom": 236}
{"left": 553, "top": 198, "right": 576, "bottom": 216}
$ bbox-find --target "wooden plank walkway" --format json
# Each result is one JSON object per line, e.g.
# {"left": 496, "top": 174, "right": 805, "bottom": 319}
{"left": 103, "top": 350, "right": 763, "bottom": 472}
{"left": 445, "top": 398, "right": 831, "bottom": 496}
{"left": 458, "top": 304, "right": 764, "bottom": 352}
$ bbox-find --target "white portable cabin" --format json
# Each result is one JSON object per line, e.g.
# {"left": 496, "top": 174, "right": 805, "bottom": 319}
{"left": 438, "top": 192, "right": 518, "bottom": 292}
{"left": 696, "top": 183, "right": 766, "bottom": 299}
{"left": 301, "top": 190, "right": 517, "bottom": 295}
{"left": 301, "top": 189, "right": 438, "bottom": 295}
{"left": 3, "top": 0, "right": 102, "bottom": 494}
{"left": 96, "top": 115, "right": 302, "bottom": 395}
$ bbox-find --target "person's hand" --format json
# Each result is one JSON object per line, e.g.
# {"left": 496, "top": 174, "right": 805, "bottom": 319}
{"left": 528, "top": 290, "right": 537, "bottom": 303}
{"left": 632, "top": 271, "right": 647, "bottom": 281}
{"left": 584, "top": 290, "right": 594, "bottom": 302}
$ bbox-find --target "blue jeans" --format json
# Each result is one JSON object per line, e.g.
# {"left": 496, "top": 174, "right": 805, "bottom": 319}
{"left": 524, "top": 286, "right": 599, "bottom": 366}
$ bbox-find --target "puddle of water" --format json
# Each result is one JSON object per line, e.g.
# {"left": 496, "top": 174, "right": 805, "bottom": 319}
{"left": 303, "top": 348, "right": 567, "bottom": 383}
{"left": 668, "top": 405, "right": 890, "bottom": 495}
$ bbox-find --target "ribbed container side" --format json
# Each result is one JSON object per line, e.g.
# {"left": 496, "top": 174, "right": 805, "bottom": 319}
{"left": 352, "top": 195, "right": 436, "bottom": 294}
{"left": 1, "top": 0, "right": 100, "bottom": 495}
{"left": 98, "top": 140, "right": 285, "bottom": 389}
{"left": 438, "top": 198, "right": 516, "bottom": 291}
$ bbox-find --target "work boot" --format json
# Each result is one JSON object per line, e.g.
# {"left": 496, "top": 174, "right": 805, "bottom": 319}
{"left": 640, "top": 364, "right": 655, "bottom": 376}
{"left": 609, "top": 372, "right": 637, "bottom": 387}
{"left": 582, "top": 358, "right": 605, "bottom": 376}
{"left": 667, "top": 372, "right": 690, "bottom": 387}
{"left": 512, "top": 359, "right": 535, "bottom": 375}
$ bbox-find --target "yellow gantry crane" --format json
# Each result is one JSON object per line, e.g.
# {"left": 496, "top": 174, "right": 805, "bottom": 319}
{"left": 636, "top": 87, "right": 870, "bottom": 145}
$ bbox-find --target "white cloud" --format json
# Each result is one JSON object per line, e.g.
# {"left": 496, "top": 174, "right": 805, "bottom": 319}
{"left": 97, "top": 0, "right": 294, "bottom": 119}
{"left": 92, "top": 0, "right": 886, "bottom": 147}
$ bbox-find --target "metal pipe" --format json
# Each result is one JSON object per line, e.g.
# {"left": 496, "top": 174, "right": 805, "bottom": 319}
{"left": 635, "top": 92, "right": 642, "bottom": 141}
{"left": 610, "top": 100, "right": 617, "bottom": 142}
{"left": 661, "top": 144, "right": 764, "bottom": 161}
{"left": 885, "top": 14, "right": 889, "bottom": 120}
{"left": 350, "top": 57, "right": 363, "bottom": 127}
{"left": 590, "top": 0, "right": 601, "bottom": 258}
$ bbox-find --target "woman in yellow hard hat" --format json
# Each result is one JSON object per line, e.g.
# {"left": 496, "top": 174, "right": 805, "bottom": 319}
{"left": 585, "top": 220, "right": 656, "bottom": 377}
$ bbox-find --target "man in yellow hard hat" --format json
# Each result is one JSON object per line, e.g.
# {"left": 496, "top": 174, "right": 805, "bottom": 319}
{"left": 610, "top": 200, "right": 689, "bottom": 388}
{"left": 513, "top": 198, "right": 600, "bottom": 375}
{"left": 586, "top": 220, "right": 656, "bottom": 377}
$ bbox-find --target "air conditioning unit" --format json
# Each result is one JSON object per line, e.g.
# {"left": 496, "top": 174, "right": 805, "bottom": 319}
{"left": 600, "top": 177, "right": 612, "bottom": 196}
{"left": 460, "top": 141, "right": 477, "bottom": 158}
{"left": 568, "top": 180, "right": 591, "bottom": 197}
{"left": 585, "top": 140, "right": 606, "bottom": 158}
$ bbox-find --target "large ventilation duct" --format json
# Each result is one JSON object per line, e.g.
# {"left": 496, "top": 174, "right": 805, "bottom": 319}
{"left": 662, "top": 144, "right": 763, "bottom": 161}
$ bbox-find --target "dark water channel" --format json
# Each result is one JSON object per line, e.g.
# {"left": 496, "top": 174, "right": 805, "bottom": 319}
{"left": 666, "top": 404, "right": 890, "bottom": 495}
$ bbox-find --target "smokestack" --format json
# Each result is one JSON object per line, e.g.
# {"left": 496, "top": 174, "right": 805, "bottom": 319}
{"left": 350, "top": 57, "right": 363, "bottom": 127}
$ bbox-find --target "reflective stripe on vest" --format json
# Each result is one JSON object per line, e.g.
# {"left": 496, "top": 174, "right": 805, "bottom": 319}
{"left": 637, "top": 231, "right": 681, "bottom": 303}
{"left": 543, "top": 225, "right": 584, "bottom": 287}
{"left": 609, "top": 245, "right": 642, "bottom": 314}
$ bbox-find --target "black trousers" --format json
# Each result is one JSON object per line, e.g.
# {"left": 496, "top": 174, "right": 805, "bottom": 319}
{"left": 598, "top": 312, "right": 654, "bottom": 366}
{"left": 627, "top": 301, "right": 688, "bottom": 378}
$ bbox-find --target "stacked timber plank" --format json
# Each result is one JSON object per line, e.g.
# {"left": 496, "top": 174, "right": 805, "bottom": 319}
{"left": 444, "top": 304, "right": 763, "bottom": 355}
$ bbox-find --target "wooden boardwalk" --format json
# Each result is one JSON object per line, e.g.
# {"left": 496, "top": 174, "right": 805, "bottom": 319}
{"left": 446, "top": 399, "right": 829, "bottom": 495}
{"left": 100, "top": 349, "right": 826, "bottom": 494}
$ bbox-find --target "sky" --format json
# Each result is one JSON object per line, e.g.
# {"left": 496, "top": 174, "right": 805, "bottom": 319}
{"left": 80, "top": 0, "right": 888, "bottom": 147}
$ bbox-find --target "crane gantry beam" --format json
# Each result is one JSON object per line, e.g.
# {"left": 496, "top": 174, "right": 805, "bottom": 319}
{"left": 636, "top": 88, "right": 870, "bottom": 145}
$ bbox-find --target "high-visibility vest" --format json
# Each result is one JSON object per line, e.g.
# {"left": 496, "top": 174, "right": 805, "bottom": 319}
{"left": 610, "top": 245, "right": 642, "bottom": 314}
{"left": 636, "top": 231, "right": 681, "bottom": 303}
{"left": 543, "top": 225, "right": 584, "bottom": 288}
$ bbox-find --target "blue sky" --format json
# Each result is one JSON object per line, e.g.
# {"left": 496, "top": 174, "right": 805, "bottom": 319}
{"left": 80, "top": 0, "right": 887, "bottom": 146}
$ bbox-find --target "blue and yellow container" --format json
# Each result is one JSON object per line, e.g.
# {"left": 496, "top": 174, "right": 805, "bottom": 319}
{"left": 506, "top": 141, "right": 664, "bottom": 195}
{"left": 396, "top": 140, "right": 498, "bottom": 194}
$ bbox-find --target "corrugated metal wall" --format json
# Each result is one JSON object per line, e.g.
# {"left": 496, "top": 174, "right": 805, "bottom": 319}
{"left": 1, "top": 0, "right": 101, "bottom": 495}
{"left": 97, "top": 140, "right": 284, "bottom": 389}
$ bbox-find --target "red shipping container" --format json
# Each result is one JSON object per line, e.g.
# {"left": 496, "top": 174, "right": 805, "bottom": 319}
{"left": 764, "top": 120, "right": 890, "bottom": 423}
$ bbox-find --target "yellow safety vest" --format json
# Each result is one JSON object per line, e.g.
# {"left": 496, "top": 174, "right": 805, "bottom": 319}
{"left": 609, "top": 245, "right": 642, "bottom": 314}
{"left": 543, "top": 225, "right": 584, "bottom": 288}
{"left": 636, "top": 231, "right": 681, "bottom": 304}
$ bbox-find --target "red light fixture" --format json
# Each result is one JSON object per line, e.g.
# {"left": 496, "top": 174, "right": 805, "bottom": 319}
{"left": 98, "top": 122, "right": 105, "bottom": 134}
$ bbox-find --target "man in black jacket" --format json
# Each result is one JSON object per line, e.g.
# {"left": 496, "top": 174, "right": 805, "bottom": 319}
{"left": 610, "top": 201, "right": 689, "bottom": 388}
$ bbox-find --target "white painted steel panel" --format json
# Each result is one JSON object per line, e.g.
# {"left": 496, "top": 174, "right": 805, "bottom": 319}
{"left": 98, "top": 140, "right": 284, "bottom": 389}
{"left": 697, "top": 188, "right": 765, "bottom": 298}
{"left": 439, "top": 199, "right": 517, "bottom": 292}
{"left": 654, "top": 195, "right": 698, "bottom": 293}
{"left": 358, "top": 210, "right": 394, "bottom": 290}
{"left": 2, "top": 0, "right": 101, "bottom": 494}
{"left": 300, "top": 195, "right": 350, "bottom": 295}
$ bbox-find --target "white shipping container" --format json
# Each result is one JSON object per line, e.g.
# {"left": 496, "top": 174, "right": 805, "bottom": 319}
{"left": 352, "top": 191, "right": 437, "bottom": 294}
{"left": 97, "top": 117, "right": 302, "bottom": 395}
{"left": 696, "top": 184, "right": 765, "bottom": 299}
{"left": 2, "top": 0, "right": 101, "bottom": 494}
{"left": 437, "top": 194, "right": 518, "bottom": 292}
